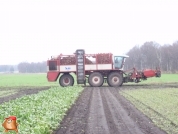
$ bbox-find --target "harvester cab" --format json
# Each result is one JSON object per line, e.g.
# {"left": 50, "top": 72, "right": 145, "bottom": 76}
{"left": 113, "top": 55, "right": 129, "bottom": 70}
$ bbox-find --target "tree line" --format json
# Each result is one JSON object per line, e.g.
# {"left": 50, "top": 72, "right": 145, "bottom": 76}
{"left": 17, "top": 61, "right": 47, "bottom": 73}
{"left": 0, "top": 65, "right": 16, "bottom": 72}
{"left": 0, "top": 62, "right": 47, "bottom": 73}
{"left": 124, "top": 41, "right": 178, "bottom": 73}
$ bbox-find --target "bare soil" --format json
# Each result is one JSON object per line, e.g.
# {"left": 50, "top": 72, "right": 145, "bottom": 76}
{"left": 53, "top": 84, "right": 173, "bottom": 134}
{"left": 0, "top": 86, "right": 50, "bottom": 104}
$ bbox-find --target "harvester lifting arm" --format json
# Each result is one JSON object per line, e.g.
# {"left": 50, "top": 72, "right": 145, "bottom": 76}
{"left": 123, "top": 67, "right": 161, "bottom": 83}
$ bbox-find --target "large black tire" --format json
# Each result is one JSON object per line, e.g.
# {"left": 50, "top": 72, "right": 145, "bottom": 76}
{"left": 88, "top": 72, "right": 104, "bottom": 87}
{"left": 107, "top": 72, "right": 123, "bottom": 87}
{"left": 59, "top": 74, "right": 74, "bottom": 87}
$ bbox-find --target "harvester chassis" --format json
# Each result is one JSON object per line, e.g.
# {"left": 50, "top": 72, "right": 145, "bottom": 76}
{"left": 57, "top": 66, "right": 161, "bottom": 87}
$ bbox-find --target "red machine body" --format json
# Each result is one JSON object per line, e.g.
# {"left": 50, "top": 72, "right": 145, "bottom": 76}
{"left": 46, "top": 49, "right": 161, "bottom": 87}
{"left": 143, "top": 69, "right": 157, "bottom": 78}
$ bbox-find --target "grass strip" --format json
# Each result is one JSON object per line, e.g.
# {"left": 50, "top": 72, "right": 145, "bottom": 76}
{"left": 0, "top": 86, "right": 83, "bottom": 134}
{"left": 0, "top": 73, "right": 78, "bottom": 87}
{"left": 120, "top": 88, "right": 178, "bottom": 134}
{"left": 0, "top": 74, "right": 58, "bottom": 87}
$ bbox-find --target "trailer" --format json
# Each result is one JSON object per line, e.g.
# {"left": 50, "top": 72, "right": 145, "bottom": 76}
{"left": 47, "top": 49, "right": 161, "bottom": 87}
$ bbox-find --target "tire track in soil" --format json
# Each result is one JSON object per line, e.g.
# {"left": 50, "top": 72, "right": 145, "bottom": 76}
{"left": 54, "top": 87, "right": 167, "bottom": 134}
{"left": 85, "top": 87, "right": 110, "bottom": 134}
{"left": 101, "top": 87, "right": 143, "bottom": 134}
{"left": 54, "top": 87, "right": 93, "bottom": 134}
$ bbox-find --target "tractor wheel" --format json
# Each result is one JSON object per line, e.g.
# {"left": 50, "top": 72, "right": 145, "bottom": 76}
{"left": 59, "top": 74, "right": 74, "bottom": 87}
{"left": 88, "top": 72, "right": 104, "bottom": 87}
{"left": 107, "top": 72, "right": 123, "bottom": 87}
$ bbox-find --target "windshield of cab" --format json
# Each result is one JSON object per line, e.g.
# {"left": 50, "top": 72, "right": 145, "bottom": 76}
{"left": 114, "top": 56, "right": 124, "bottom": 69}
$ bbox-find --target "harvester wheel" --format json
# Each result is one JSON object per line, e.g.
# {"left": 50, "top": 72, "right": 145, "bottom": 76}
{"left": 59, "top": 74, "right": 74, "bottom": 87}
{"left": 107, "top": 72, "right": 123, "bottom": 87}
{"left": 88, "top": 72, "right": 104, "bottom": 87}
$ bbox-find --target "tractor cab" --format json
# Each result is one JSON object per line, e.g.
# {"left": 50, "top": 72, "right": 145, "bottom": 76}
{"left": 113, "top": 55, "right": 129, "bottom": 70}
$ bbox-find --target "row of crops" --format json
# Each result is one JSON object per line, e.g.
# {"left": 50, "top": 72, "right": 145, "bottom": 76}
{"left": 0, "top": 86, "right": 83, "bottom": 134}
{"left": 120, "top": 88, "right": 178, "bottom": 134}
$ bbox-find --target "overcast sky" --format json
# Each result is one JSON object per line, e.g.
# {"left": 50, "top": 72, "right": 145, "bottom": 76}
{"left": 0, "top": 0, "right": 178, "bottom": 65}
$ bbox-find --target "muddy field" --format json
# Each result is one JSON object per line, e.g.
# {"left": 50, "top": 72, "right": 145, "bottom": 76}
{"left": 1, "top": 83, "right": 178, "bottom": 134}
{"left": 53, "top": 83, "right": 178, "bottom": 134}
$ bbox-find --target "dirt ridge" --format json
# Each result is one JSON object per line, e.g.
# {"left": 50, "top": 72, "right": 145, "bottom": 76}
{"left": 0, "top": 86, "right": 50, "bottom": 104}
{"left": 54, "top": 87, "right": 166, "bottom": 134}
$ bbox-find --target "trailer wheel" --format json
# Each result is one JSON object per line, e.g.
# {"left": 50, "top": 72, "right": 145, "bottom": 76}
{"left": 59, "top": 74, "right": 74, "bottom": 87}
{"left": 88, "top": 72, "right": 104, "bottom": 87}
{"left": 107, "top": 72, "right": 123, "bottom": 87}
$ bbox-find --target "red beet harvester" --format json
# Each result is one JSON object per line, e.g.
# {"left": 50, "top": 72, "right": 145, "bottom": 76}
{"left": 47, "top": 49, "right": 161, "bottom": 87}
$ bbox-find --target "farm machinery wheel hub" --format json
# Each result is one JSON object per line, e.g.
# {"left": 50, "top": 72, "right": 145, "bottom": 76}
{"left": 94, "top": 78, "right": 98, "bottom": 81}
{"left": 63, "top": 78, "right": 70, "bottom": 85}
{"left": 92, "top": 76, "right": 100, "bottom": 84}
{"left": 112, "top": 77, "right": 119, "bottom": 84}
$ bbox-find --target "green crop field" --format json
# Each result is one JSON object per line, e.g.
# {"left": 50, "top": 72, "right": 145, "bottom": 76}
{"left": 140, "top": 74, "right": 178, "bottom": 84}
{"left": 0, "top": 73, "right": 178, "bottom": 133}
{"left": 0, "top": 86, "right": 83, "bottom": 134}
{"left": 0, "top": 73, "right": 83, "bottom": 134}
{"left": 120, "top": 74, "right": 178, "bottom": 134}
{"left": 0, "top": 73, "right": 177, "bottom": 87}
{"left": 0, "top": 73, "right": 57, "bottom": 87}
{"left": 123, "top": 74, "right": 178, "bottom": 86}
{"left": 0, "top": 73, "right": 78, "bottom": 87}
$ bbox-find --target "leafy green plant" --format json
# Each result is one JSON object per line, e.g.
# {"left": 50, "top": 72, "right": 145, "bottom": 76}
{"left": 0, "top": 86, "right": 83, "bottom": 134}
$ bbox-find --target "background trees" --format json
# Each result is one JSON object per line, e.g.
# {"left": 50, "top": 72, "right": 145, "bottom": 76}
{"left": 124, "top": 41, "right": 178, "bottom": 73}
{"left": 0, "top": 61, "right": 46, "bottom": 73}
{"left": 17, "top": 61, "right": 46, "bottom": 73}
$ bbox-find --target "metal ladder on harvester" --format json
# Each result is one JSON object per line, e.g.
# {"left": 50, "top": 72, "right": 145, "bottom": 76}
{"left": 76, "top": 49, "right": 86, "bottom": 85}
